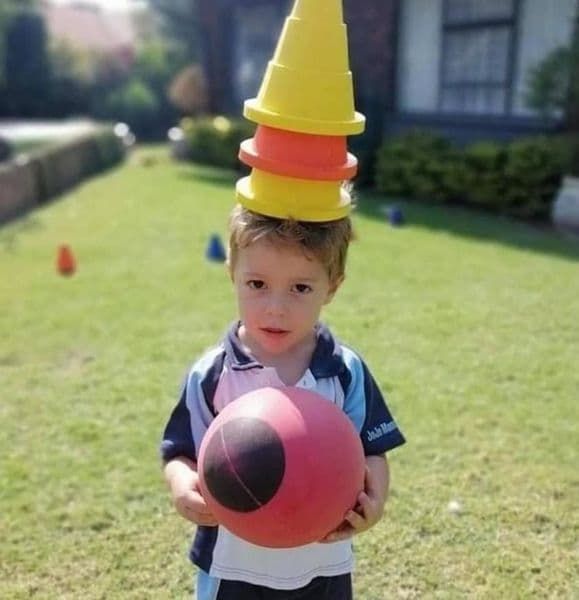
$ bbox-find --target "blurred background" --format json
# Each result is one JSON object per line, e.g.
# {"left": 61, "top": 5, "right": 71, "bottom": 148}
{"left": 1, "top": 4, "right": 578, "bottom": 597}
{"left": 0, "top": 0, "right": 578, "bottom": 226}
{"left": 0, "top": 0, "right": 199, "bottom": 143}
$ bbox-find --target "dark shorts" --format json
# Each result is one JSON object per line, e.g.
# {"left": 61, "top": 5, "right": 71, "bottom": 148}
{"left": 205, "top": 574, "right": 353, "bottom": 600}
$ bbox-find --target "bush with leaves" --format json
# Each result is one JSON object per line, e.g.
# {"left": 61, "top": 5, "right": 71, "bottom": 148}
{"left": 375, "top": 130, "right": 461, "bottom": 202}
{"left": 99, "top": 78, "right": 159, "bottom": 139}
{"left": 460, "top": 142, "right": 509, "bottom": 209}
{"left": 0, "top": 137, "right": 12, "bottom": 162}
{"left": 181, "top": 116, "right": 255, "bottom": 170}
{"left": 503, "top": 137, "right": 567, "bottom": 218}
{"left": 375, "top": 130, "right": 573, "bottom": 220}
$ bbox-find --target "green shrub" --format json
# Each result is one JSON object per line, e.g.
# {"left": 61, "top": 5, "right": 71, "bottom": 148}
{"left": 181, "top": 116, "right": 255, "bottom": 170}
{"left": 0, "top": 137, "right": 12, "bottom": 162}
{"left": 461, "top": 142, "right": 508, "bottom": 209}
{"left": 558, "top": 133, "right": 579, "bottom": 176}
{"left": 375, "top": 130, "right": 573, "bottom": 220}
{"left": 27, "top": 127, "right": 124, "bottom": 204}
{"left": 375, "top": 130, "right": 460, "bottom": 202}
{"left": 101, "top": 78, "right": 160, "bottom": 139}
{"left": 93, "top": 128, "right": 126, "bottom": 170}
{"left": 503, "top": 137, "right": 566, "bottom": 218}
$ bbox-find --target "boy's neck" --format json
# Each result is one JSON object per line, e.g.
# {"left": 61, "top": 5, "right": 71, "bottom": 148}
{"left": 237, "top": 323, "right": 317, "bottom": 386}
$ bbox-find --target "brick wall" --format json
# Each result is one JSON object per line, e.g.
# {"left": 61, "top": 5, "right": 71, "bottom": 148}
{"left": 345, "top": 0, "right": 398, "bottom": 142}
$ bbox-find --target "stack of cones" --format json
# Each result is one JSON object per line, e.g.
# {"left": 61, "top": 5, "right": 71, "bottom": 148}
{"left": 236, "top": 0, "right": 365, "bottom": 222}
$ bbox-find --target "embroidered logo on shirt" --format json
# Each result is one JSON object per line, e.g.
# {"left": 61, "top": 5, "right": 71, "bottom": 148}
{"left": 366, "top": 421, "right": 397, "bottom": 442}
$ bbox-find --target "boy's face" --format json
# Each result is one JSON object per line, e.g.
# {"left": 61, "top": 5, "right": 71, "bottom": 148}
{"left": 230, "top": 238, "right": 341, "bottom": 359}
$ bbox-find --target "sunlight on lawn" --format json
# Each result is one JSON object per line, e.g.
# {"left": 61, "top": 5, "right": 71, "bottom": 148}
{"left": 1, "top": 148, "right": 578, "bottom": 598}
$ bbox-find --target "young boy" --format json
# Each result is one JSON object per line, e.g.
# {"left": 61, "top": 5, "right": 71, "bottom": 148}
{"left": 161, "top": 205, "right": 405, "bottom": 599}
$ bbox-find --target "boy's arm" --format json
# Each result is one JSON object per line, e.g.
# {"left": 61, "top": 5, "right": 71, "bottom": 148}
{"left": 320, "top": 453, "right": 389, "bottom": 543}
{"left": 365, "top": 453, "right": 390, "bottom": 507}
{"left": 320, "top": 347, "right": 405, "bottom": 544}
{"left": 161, "top": 362, "right": 223, "bottom": 527}
{"left": 164, "top": 456, "right": 218, "bottom": 526}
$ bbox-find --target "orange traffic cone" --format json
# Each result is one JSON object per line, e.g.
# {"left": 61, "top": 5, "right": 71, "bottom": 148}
{"left": 57, "top": 244, "right": 76, "bottom": 276}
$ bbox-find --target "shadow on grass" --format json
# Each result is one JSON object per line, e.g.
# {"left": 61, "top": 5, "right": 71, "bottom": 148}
{"left": 176, "top": 161, "right": 579, "bottom": 262}
{"left": 356, "top": 189, "right": 579, "bottom": 263}
{"left": 177, "top": 164, "right": 243, "bottom": 189}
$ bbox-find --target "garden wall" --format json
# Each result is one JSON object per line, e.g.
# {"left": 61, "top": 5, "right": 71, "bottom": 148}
{"left": 0, "top": 129, "right": 125, "bottom": 224}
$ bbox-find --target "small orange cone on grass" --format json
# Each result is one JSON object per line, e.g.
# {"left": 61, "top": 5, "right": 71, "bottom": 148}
{"left": 57, "top": 244, "right": 76, "bottom": 276}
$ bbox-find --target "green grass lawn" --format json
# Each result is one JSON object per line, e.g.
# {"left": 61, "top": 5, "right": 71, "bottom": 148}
{"left": 1, "top": 147, "right": 578, "bottom": 599}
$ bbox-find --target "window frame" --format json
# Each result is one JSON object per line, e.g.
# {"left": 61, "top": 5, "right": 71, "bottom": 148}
{"left": 438, "top": 0, "right": 521, "bottom": 115}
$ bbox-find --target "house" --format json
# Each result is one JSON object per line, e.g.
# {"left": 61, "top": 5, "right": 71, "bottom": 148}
{"left": 42, "top": 1, "right": 137, "bottom": 70}
{"left": 197, "top": 0, "right": 576, "bottom": 150}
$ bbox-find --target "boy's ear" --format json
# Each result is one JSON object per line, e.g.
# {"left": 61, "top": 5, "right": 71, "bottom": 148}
{"left": 226, "top": 259, "right": 234, "bottom": 281}
{"left": 324, "top": 274, "right": 344, "bottom": 304}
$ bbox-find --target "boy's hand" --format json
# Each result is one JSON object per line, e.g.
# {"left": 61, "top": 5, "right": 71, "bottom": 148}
{"left": 319, "top": 456, "right": 389, "bottom": 543}
{"left": 173, "top": 476, "right": 218, "bottom": 526}
{"left": 165, "top": 458, "right": 218, "bottom": 526}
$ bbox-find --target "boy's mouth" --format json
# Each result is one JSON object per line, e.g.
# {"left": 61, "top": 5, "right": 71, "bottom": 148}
{"left": 261, "top": 327, "right": 289, "bottom": 336}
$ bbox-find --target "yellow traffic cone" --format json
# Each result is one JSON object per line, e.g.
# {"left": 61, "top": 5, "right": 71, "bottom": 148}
{"left": 236, "top": 168, "right": 351, "bottom": 222}
{"left": 244, "top": 0, "right": 365, "bottom": 136}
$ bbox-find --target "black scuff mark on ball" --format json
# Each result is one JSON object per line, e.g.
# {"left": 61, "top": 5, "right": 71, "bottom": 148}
{"left": 203, "top": 417, "right": 285, "bottom": 512}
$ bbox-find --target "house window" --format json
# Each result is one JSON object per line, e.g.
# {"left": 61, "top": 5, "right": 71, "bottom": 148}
{"left": 440, "top": 0, "right": 518, "bottom": 115}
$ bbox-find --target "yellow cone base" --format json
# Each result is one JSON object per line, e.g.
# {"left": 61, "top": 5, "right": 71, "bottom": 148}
{"left": 236, "top": 169, "right": 352, "bottom": 222}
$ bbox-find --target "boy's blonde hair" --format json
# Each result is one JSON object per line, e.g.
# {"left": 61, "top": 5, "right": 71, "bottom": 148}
{"left": 228, "top": 205, "right": 353, "bottom": 284}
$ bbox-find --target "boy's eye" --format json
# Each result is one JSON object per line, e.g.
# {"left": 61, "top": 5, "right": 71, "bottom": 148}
{"left": 293, "top": 283, "right": 312, "bottom": 294}
{"left": 247, "top": 280, "right": 265, "bottom": 289}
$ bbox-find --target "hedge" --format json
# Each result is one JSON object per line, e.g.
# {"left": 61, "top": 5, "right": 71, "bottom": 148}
{"left": 0, "top": 128, "right": 125, "bottom": 224}
{"left": 375, "top": 130, "right": 573, "bottom": 219}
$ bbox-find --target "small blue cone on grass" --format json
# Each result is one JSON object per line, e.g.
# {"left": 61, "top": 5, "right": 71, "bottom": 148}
{"left": 206, "top": 234, "right": 227, "bottom": 262}
{"left": 387, "top": 205, "right": 404, "bottom": 227}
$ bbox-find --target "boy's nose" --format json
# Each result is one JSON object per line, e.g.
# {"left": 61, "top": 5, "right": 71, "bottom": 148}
{"left": 265, "top": 294, "right": 287, "bottom": 316}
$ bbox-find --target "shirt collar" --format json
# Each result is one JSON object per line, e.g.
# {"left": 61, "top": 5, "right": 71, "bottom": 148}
{"left": 223, "top": 321, "right": 345, "bottom": 378}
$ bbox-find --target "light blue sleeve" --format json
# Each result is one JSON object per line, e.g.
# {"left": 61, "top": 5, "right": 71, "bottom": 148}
{"left": 341, "top": 346, "right": 406, "bottom": 455}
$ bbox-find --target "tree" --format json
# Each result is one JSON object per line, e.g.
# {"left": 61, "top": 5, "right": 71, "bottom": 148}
{"left": 524, "top": 0, "right": 579, "bottom": 176}
{"left": 0, "top": 0, "right": 37, "bottom": 85}
{"left": 146, "top": 0, "right": 199, "bottom": 63}
{"left": 567, "top": 0, "right": 579, "bottom": 134}
{"left": 566, "top": 0, "right": 579, "bottom": 177}
{"left": 2, "top": 9, "right": 51, "bottom": 116}
{"left": 48, "top": 40, "right": 99, "bottom": 117}
{"left": 524, "top": 47, "right": 572, "bottom": 118}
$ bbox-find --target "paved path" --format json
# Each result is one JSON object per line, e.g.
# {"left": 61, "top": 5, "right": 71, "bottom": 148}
{"left": 0, "top": 119, "right": 100, "bottom": 142}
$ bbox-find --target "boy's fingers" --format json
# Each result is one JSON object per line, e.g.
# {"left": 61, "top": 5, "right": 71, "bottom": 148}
{"left": 197, "top": 511, "right": 218, "bottom": 525}
{"left": 188, "top": 493, "right": 218, "bottom": 524}
{"left": 183, "top": 491, "right": 213, "bottom": 513}
{"left": 345, "top": 509, "right": 366, "bottom": 529}
{"left": 357, "top": 491, "right": 372, "bottom": 513}
{"left": 181, "top": 503, "right": 217, "bottom": 525}
{"left": 322, "top": 527, "right": 355, "bottom": 543}
{"left": 363, "top": 465, "right": 376, "bottom": 493}
{"left": 177, "top": 491, "right": 218, "bottom": 524}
